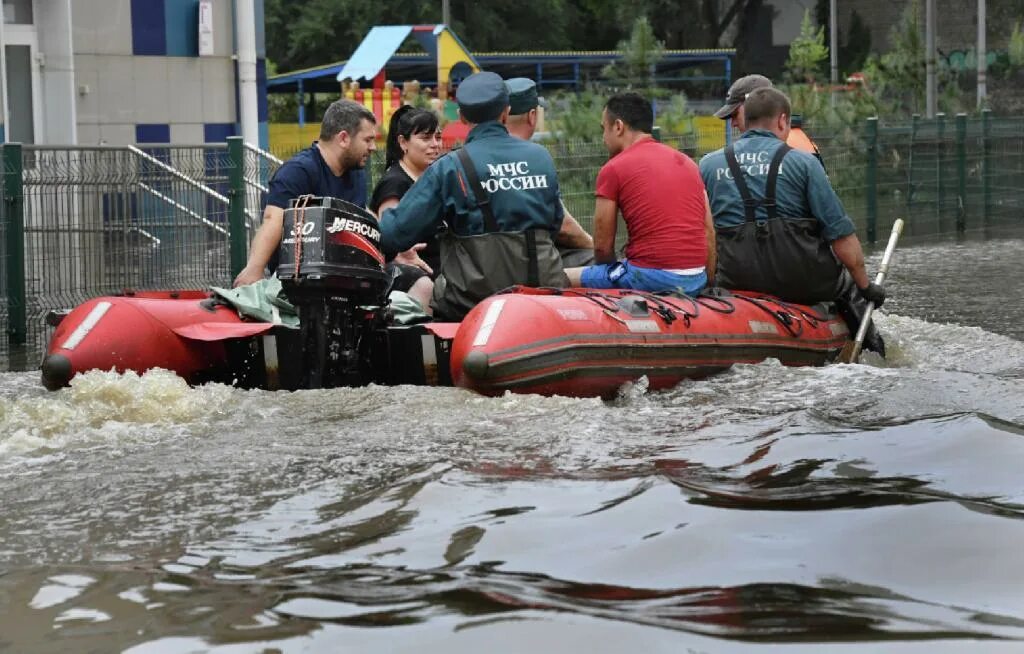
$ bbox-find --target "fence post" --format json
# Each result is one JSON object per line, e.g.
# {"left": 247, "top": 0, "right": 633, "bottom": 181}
{"left": 908, "top": 113, "right": 919, "bottom": 206}
{"left": 936, "top": 112, "right": 945, "bottom": 226}
{"left": 226, "top": 136, "right": 248, "bottom": 280}
{"left": 3, "top": 143, "right": 26, "bottom": 346}
{"left": 865, "top": 117, "right": 878, "bottom": 244}
{"left": 981, "top": 109, "right": 991, "bottom": 225}
{"left": 955, "top": 113, "right": 967, "bottom": 232}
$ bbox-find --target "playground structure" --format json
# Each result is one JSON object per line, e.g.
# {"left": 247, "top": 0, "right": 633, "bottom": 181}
{"left": 334, "top": 26, "right": 477, "bottom": 132}
{"left": 269, "top": 25, "right": 479, "bottom": 154}
{"left": 337, "top": 24, "right": 479, "bottom": 103}
{"left": 266, "top": 25, "right": 736, "bottom": 156}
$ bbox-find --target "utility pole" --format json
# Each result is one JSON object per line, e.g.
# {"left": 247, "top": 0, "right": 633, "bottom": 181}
{"left": 925, "top": 0, "right": 937, "bottom": 118}
{"left": 235, "top": 0, "right": 259, "bottom": 147}
{"left": 977, "top": 0, "right": 987, "bottom": 108}
{"left": 442, "top": 0, "right": 450, "bottom": 26}
{"left": 830, "top": 0, "right": 838, "bottom": 107}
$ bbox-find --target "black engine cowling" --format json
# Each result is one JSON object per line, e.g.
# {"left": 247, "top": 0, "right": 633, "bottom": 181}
{"left": 277, "top": 196, "right": 388, "bottom": 300}
{"left": 276, "top": 196, "right": 389, "bottom": 389}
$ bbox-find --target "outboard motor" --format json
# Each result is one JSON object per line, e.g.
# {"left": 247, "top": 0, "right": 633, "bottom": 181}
{"left": 276, "top": 196, "right": 388, "bottom": 389}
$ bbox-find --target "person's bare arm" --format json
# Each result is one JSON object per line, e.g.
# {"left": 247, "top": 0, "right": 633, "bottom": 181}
{"left": 555, "top": 202, "right": 594, "bottom": 249}
{"left": 703, "top": 193, "right": 716, "bottom": 285}
{"left": 591, "top": 197, "right": 618, "bottom": 264}
{"left": 233, "top": 205, "right": 284, "bottom": 287}
{"left": 831, "top": 233, "right": 870, "bottom": 289}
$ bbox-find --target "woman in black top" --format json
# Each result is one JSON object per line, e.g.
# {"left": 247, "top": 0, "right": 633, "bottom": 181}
{"left": 372, "top": 106, "right": 443, "bottom": 266}
{"left": 371, "top": 105, "right": 442, "bottom": 312}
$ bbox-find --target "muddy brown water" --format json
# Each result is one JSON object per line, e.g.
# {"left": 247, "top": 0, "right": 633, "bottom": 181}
{"left": 1, "top": 228, "right": 1023, "bottom": 653}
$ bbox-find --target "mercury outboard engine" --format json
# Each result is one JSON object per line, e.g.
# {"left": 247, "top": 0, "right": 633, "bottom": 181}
{"left": 276, "top": 196, "right": 388, "bottom": 389}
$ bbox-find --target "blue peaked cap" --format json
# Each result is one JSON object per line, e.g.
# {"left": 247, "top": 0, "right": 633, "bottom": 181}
{"left": 456, "top": 72, "right": 509, "bottom": 123}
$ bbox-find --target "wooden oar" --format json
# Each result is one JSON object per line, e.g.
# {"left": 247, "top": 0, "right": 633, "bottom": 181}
{"left": 839, "top": 218, "right": 905, "bottom": 364}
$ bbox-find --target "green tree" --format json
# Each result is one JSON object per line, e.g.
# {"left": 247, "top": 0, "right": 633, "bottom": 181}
{"left": 785, "top": 10, "right": 829, "bottom": 83}
{"left": 264, "top": 0, "right": 762, "bottom": 74}
{"left": 642, "top": 0, "right": 753, "bottom": 48}
{"left": 812, "top": 1, "right": 871, "bottom": 77}
{"left": 843, "top": 10, "right": 872, "bottom": 74}
{"left": 264, "top": 0, "right": 574, "bottom": 73}
{"left": 862, "top": 0, "right": 926, "bottom": 115}
{"left": 1009, "top": 21, "right": 1024, "bottom": 68}
{"left": 601, "top": 16, "right": 665, "bottom": 91}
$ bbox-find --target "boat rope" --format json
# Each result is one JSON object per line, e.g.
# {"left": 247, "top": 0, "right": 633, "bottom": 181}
{"left": 731, "top": 294, "right": 805, "bottom": 338}
{"left": 493, "top": 285, "right": 836, "bottom": 338}
{"left": 643, "top": 292, "right": 701, "bottom": 326}
{"left": 292, "top": 194, "right": 313, "bottom": 280}
{"left": 694, "top": 293, "right": 737, "bottom": 314}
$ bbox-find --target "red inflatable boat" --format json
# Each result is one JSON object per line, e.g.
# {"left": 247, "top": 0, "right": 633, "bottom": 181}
{"left": 450, "top": 287, "right": 849, "bottom": 398}
{"left": 41, "top": 287, "right": 849, "bottom": 398}
{"left": 40, "top": 290, "right": 275, "bottom": 391}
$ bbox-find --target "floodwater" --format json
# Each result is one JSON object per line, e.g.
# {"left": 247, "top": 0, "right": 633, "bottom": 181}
{"left": 1, "top": 228, "right": 1023, "bottom": 653}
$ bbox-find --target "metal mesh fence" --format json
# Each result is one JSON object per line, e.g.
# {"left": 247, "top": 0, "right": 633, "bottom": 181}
{"left": 243, "top": 143, "right": 282, "bottom": 232}
{"left": 1, "top": 144, "right": 240, "bottom": 371}
{"left": 535, "top": 115, "right": 1023, "bottom": 242}
{"left": 811, "top": 114, "right": 1024, "bottom": 241}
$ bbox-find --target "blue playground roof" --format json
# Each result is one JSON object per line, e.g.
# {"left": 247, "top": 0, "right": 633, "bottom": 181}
{"left": 268, "top": 49, "right": 736, "bottom": 94}
{"left": 332, "top": 25, "right": 482, "bottom": 83}
{"left": 335, "top": 25, "right": 419, "bottom": 82}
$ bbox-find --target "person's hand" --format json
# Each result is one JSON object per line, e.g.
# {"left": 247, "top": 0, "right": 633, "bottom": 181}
{"left": 858, "top": 282, "right": 886, "bottom": 307}
{"left": 394, "top": 243, "right": 433, "bottom": 275}
{"left": 233, "top": 264, "right": 265, "bottom": 288}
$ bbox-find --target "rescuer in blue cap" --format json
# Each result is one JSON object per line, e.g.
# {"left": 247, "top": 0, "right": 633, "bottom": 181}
{"left": 505, "top": 77, "right": 594, "bottom": 267}
{"left": 505, "top": 77, "right": 548, "bottom": 140}
{"left": 380, "top": 71, "right": 592, "bottom": 320}
{"left": 701, "top": 86, "right": 886, "bottom": 356}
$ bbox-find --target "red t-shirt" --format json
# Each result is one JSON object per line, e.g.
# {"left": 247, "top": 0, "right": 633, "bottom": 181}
{"left": 595, "top": 138, "right": 707, "bottom": 270}
{"left": 441, "top": 121, "right": 470, "bottom": 150}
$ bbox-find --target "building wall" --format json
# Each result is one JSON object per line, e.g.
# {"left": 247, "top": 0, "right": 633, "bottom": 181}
{"left": 740, "top": 0, "right": 1019, "bottom": 88}
{"left": 834, "top": 0, "right": 1017, "bottom": 60}
{"left": 70, "top": 0, "right": 267, "bottom": 146}
{"left": 0, "top": 0, "right": 266, "bottom": 146}
{"left": 37, "top": 0, "right": 77, "bottom": 144}
{"left": 771, "top": 0, "right": 817, "bottom": 47}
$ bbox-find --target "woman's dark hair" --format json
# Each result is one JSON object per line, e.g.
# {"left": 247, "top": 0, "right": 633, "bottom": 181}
{"left": 385, "top": 105, "right": 440, "bottom": 168}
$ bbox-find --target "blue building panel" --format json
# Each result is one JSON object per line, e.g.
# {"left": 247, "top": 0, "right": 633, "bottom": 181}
{"left": 257, "top": 58, "right": 268, "bottom": 122}
{"left": 165, "top": 0, "right": 199, "bottom": 57}
{"left": 254, "top": 0, "right": 266, "bottom": 57}
{"left": 259, "top": 121, "right": 269, "bottom": 151}
{"left": 135, "top": 123, "right": 171, "bottom": 143}
{"left": 131, "top": 0, "right": 167, "bottom": 56}
{"left": 204, "top": 123, "right": 237, "bottom": 143}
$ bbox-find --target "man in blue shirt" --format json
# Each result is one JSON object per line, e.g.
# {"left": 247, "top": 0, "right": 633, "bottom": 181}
{"left": 700, "top": 87, "right": 886, "bottom": 353}
{"left": 380, "top": 72, "right": 591, "bottom": 320}
{"left": 233, "top": 99, "right": 377, "bottom": 287}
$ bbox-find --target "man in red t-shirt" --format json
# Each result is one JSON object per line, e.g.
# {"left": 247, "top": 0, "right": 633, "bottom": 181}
{"left": 565, "top": 93, "right": 716, "bottom": 294}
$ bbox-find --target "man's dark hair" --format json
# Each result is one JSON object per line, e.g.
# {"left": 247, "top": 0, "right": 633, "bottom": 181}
{"left": 744, "top": 87, "right": 791, "bottom": 125}
{"left": 385, "top": 105, "right": 440, "bottom": 168}
{"left": 604, "top": 93, "right": 653, "bottom": 134}
{"left": 320, "top": 99, "right": 376, "bottom": 141}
